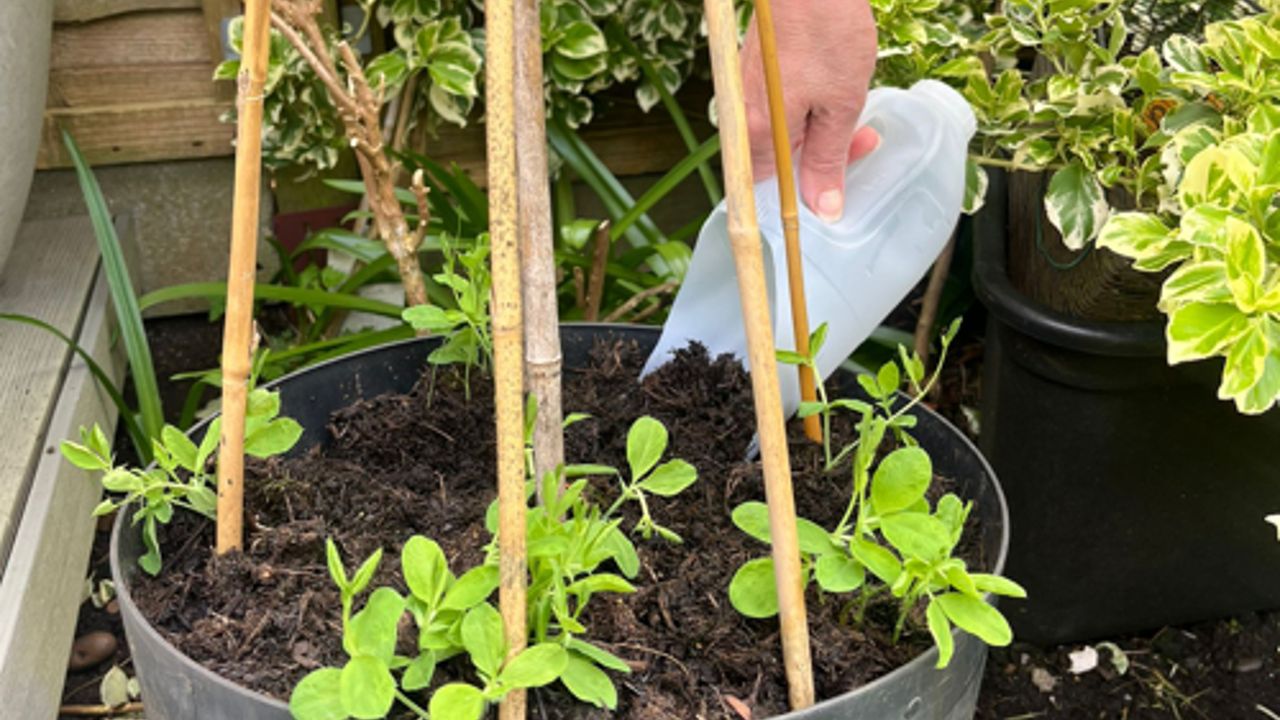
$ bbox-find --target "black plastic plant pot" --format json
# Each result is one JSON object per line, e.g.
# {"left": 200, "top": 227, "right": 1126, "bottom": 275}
{"left": 972, "top": 171, "right": 1280, "bottom": 645}
{"left": 112, "top": 324, "right": 1009, "bottom": 720}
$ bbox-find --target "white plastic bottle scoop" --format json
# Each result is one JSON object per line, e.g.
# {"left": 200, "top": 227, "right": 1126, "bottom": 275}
{"left": 642, "top": 80, "right": 977, "bottom": 418}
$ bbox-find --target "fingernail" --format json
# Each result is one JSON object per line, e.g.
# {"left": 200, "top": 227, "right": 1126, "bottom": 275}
{"left": 817, "top": 190, "right": 843, "bottom": 223}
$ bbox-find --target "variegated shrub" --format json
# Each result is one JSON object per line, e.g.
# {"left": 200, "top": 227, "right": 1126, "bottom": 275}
{"left": 221, "top": 0, "right": 721, "bottom": 172}
{"left": 1097, "top": 11, "right": 1280, "bottom": 413}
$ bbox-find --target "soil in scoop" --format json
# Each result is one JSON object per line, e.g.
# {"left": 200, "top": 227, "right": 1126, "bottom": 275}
{"left": 133, "top": 340, "right": 988, "bottom": 719}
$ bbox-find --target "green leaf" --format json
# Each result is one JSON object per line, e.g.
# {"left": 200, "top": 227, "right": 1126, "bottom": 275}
{"left": 1163, "top": 34, "right": 1207, "bottom": 72}
{"left": 350, "top": 549, "right": 383, "bottom": 597}
{"left": 936, "top": 592, "right": 1013, "bottom": 646}
{"left": 1167, "top": 302, "right": 1249, "bottom": 364}
{"left": 1044, "top": 161, "right": 1109, "bottom": 250}
{"left": 637, "top": 459, "right": 696, "bottom": 496}
{"left": 1218, "top": 319, "right": 1271, "bottom": 403}
{"left": 879, "top": 513, "right": 952, "bottom": 562}
{"left": 964, "top": 159, "right": 989, "bottom": 214}
{"left": 428, "top": 683, "right": 486, "bottom": 720}
{"left": 560, "top": 654, "right": 618, "bottom": 709}
{"left": 64, "top": 132, "right": 163, "bottom": 451}
{"left": 61, "top": 441, "right": 107, "bottom": 471}
{"left": 461, "top": 603, "right": 505, "bottom": 680}
{"left": 1160, "top": 262, "right": 1232, "bottom": 310}
{"left": 565, "top": 573, "right": 636, "bottom": 598}
{"left": 728, "top": 558, "right": 779, "bottom": 618}
{"left": 626, "top": 416, "right": 668, "bottom": 480}
{"left": 555, "top": 21, "right": 608, "bottom": 59}
{"left": 567, "top": 639, "right": 631, "bottom": 673}
{"left": 244, "top": 418, "right": 303, "bottom": 458}
{"left": 498, "top": 643, "right": 568, "bottom": 689}
{"left": 402, "top": 652, "right": 437, "bottom": 692}
{"left": 814, "top": 554, "right": 865, "bottom": 593}
{"left": 871, "top": 447, "right": 932, "bottom": 515}
{"left": 441, "top": 565, "right": 498, "bottom": 612}
{"left": 1224, "top": 217, "right": 1265, "bottom": 311}
{"left": 289, "top": 668, "right": 345, "bottom": 720}
{"left": 731, "top": 502, "right": 772, "bottom": 545}
{"left": 602, "top": 526, "right": 640, "bottom": 578}
{"left": 1097, "top": 213, "right": 1185, "bottom": 270}
{"left": 348, "top": 588, "right": 405, "bottom": 664}
{"left": 926, "top": 600, "right": 955, "bottom": 669}
{"left": 970, "top": 573, "right": 1028, "bottom": 599}
{"left": 326, "top": 539, "right": 349, "bottom": 590}
{"left": 776, "top": 349, "right": 809, "bottom": 366}
{"left": 851, "top": 539, "right": 901, "bottom": 584}
{"left": 339, "top": 656, "right": 396, "bottom": 719}
{"left": 403, "top": 536, "right": 451, "bottom": 606}
{"left": 877, "top": 361, "right": 901, "bottom": 397}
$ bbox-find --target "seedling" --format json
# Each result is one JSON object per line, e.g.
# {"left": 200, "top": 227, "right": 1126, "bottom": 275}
{"left": 62, "top": 386, "right": 301, "bottom": 575}
{"left": 778, "top": 320, "right": 959, "bottom": 471}
{"left": 731, "top": 326, "right": 1026, "bottom": 668}
{"left": 402, "top": 233, "right": 493, "bottom": 397}
{"left": 293, "top": 414, "right": 694, "bottom": 718}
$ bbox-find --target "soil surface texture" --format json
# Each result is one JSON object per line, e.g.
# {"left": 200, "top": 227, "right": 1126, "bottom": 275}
{"left": 129, "top": 339, "right": 990, "bottom": 719}
{"left": 977, "top": 612, "right": 1280, "bottom": 719}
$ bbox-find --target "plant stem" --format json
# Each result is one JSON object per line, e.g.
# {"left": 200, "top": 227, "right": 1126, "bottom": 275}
{"left": 395, "top": 689, "right": 430, "bottom": 719}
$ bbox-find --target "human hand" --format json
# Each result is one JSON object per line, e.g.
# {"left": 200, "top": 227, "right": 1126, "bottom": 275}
{"left": 742, "top": 0, "right": 880, "bottom": 222}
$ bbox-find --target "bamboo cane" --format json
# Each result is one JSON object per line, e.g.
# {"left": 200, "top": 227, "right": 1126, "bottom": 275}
{"left": 485, "top": 0, "right": 528, "bottom": 717}
{"left": 703, "top": 0, "right": 815, "bottom": 709}
{"left": 516, "top": 0, "right": 565, "bottom": 486}
{"left": 754, "top": 0, "right": 821, "bottom": 444}
{"left": 216, "top": 0, "right": 273, "bottom": 555}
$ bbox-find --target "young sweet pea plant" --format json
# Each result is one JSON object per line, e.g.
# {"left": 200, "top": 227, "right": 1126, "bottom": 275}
{"left": 290, "top": 413, "right": 698, "bottom": 719}
{"left": 730, "top": 322, "right": 1026, "bottom": 668}
{"left": 62, "top": 375, "right": 303, "bottom": 575}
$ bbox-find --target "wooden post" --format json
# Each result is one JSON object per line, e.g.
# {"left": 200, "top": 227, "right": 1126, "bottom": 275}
{"left": 703, "top": 0, "right": 815, "bottom": 709}
{"left": 486, "top": 0, "right": 528, "bottom": 718}
{"left": 754, "top": 0, "right": 821, "bottom": 444}
{"left": 215, "top": 0, "right": 271, "bottom": 555}
{"left": 516, "top": 0, "right": 565, "bottom": 485}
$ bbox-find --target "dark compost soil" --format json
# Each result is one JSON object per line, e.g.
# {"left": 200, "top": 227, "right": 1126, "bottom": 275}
{"left": 128, "top": 339, "right": 987, "bottom": 719}
{"left": 976, "top": 612, "right": 1280, "bottom": 719}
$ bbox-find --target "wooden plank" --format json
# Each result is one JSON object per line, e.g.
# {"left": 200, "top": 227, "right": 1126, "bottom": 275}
{"left": 38, "top": 99, "right": 235, "bottom": 168}
{"left": 201, "top": 0, "right": 240, "bottom": 102}
{"left": 423, "top": 106, "right": 713, "bottom": 187}
{"left": 0, "top": 216, "right": 103, "bottom": 569}
{"left": 55, "top": 0, "right": 201, "bottom": 23}
{"left": 48, "top": 63, "right": 219, "bottom": 108}
{"left": 0, "top": 260, "right": 121, "bottom": 719}
{"left": 51, "top": 10, "right": 213, "bottom": 69}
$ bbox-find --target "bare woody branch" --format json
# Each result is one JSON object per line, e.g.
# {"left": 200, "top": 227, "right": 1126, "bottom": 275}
{"left": 270, "top": 0, "right": 429, "bottom": 308}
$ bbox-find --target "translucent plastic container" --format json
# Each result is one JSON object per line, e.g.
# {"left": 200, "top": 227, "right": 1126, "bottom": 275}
{"left": 643, "top": 80, "right": 977, "bottom": 416}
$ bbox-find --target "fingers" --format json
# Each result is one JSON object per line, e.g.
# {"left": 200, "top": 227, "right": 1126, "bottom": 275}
{"left": 847, "top": 125, "right": 881, "bottom": 164}
{"left": 799, "top": 108, "right": 858, "bottom": 222}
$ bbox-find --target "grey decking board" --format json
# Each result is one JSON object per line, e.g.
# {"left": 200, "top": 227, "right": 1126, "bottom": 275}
{"left": 0, "top": 215, "right": 101, "bottom": 570}
{"left": 0, "top": 262, "right": 121, "bottom": 717}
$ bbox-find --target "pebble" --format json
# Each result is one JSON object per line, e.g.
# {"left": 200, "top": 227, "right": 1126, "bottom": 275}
{"left": 68, "top": 631, "right": 117, "bottom": 670}
{"left": 105, "top": 599, "right": 119, "bottom": 615}
{"left": 1031, "top": 667, "right": 1058, "bottom": 693}
{"left": 1235, "top": 657, "right": 1264, "bottom": 673}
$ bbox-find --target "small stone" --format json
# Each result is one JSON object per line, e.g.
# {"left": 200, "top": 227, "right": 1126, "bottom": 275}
{"left": 1235, "top": 657, "right": 1264, "bottom": 673}
{"left": 105, "top": 599, "right": 119, "bottom": 615}
{"left": 69, "top": 631, "right": 117, "bottom": 670}
{"left": 1031, "top": 667, "right": 1058, "bottom": 693}
{"left": 1069, "top": 646, "right": 1099, "bottom": 675}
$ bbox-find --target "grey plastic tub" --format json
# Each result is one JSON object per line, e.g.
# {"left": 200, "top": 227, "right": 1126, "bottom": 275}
{"left": 112, "top": 324, "right": 1009, "bottom": 720}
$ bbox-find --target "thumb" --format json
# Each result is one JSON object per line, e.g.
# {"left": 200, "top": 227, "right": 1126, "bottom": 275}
{"left": 799, "top": 109, "right": 857, "bottom": 223}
